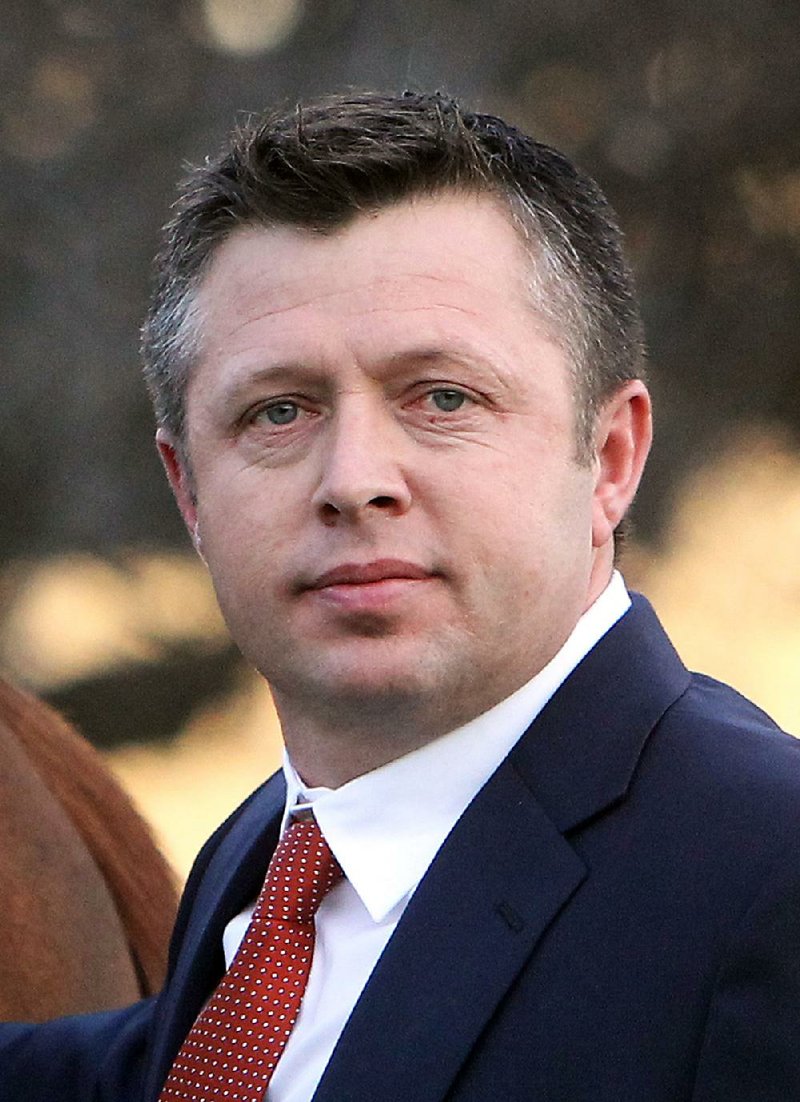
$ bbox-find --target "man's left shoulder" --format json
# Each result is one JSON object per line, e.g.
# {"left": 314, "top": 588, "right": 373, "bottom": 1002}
{"left": 645, "top": 670, "right": 800, "bottom": 832}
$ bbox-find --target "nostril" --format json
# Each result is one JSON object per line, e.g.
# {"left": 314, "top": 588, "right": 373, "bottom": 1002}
{"left": 319, "top": 502, "right": 341, "bottom": 525}
{"left": 315, "top": 489, "right": 407, "bottom": 523}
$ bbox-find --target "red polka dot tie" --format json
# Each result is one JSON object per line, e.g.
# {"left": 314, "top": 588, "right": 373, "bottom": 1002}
{"left": 159, "top": 815, "right": 343, "bottom": 1101}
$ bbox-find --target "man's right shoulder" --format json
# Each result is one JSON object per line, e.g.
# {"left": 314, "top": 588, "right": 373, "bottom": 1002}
{"left": 166, "top": 769, "right": 285, "bottom": 960}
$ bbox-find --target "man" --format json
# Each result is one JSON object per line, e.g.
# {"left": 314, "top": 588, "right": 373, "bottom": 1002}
{"left": 2, "top": 90, "right": 800, "bottom": 1101}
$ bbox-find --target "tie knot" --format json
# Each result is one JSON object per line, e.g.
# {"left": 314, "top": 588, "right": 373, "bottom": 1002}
{"left": 258, "top": 815, "right": 343, "bottom": 926}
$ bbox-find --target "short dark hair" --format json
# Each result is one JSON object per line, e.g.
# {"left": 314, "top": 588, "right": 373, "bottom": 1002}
{"left": 142, "top": 90, "right": 646, "bottom": 461}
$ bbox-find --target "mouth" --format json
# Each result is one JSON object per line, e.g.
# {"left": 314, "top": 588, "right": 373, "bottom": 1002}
{"left": 305, "top": 559, "right": 434, "bottom": 591}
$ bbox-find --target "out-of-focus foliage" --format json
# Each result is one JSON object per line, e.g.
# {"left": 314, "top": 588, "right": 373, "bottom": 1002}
{"left": 2, "top": 0, "right": 799, "bottom": 561}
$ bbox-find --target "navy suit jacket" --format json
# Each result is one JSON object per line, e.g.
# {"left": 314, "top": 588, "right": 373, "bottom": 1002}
{"left": 3, "top": 595, "right": 800, "bottom": 1100}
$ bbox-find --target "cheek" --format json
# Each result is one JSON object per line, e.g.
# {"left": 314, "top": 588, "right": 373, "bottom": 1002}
{"left": 195, "top": 487, "right": 279, "bottom": 587}
{"left": 197, "top": 460, "right": 285, "bottom": 532}
{"left": 472, "top": 465, "right": 592, "bottom": 572}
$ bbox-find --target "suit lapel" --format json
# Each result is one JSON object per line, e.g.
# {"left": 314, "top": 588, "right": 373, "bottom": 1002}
{"left": 314, "top": 759, "right": 585, "bottom": 1102}
{"left": 314, "top": 596, "right": 691, "bottom": 1102}
{"left": 145, "top": 776, "right": 286, "bottom": 1100}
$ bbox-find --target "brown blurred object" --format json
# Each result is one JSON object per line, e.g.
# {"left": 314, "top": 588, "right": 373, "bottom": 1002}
{"left": 0, "top": 676, "right": 178, "bottom": 1021}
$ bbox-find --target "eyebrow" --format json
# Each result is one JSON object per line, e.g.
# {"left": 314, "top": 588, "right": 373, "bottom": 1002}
{"left": 218, "top": 346, "right": 458, "bottom": 386}
{"left": 215, "top": 362, "right": 328, "bottom": 406}
{"left": 382, "top": 344, "right": 504, "bottom": 378}
{"left": 212, "top": 343, "right": 510, "bottom": 410}
{"left": 384, "top": 346, "right": 455, "bottom": 368}
{"left": 381, "top": 345, "right": 513, "bottom": 393}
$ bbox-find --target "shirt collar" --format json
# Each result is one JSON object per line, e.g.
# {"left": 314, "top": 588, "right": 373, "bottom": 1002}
{"left": 281, "top": 571, "right": 630, "bottom": 923}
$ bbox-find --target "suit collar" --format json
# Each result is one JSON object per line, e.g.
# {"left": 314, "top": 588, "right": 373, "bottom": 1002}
{"left": 509, "top": 593, "right": 690, "bottom": 833}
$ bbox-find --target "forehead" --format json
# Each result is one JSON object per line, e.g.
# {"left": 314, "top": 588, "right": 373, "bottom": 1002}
{"left": 195, "top": 193, "right": 534, "bottom": 331}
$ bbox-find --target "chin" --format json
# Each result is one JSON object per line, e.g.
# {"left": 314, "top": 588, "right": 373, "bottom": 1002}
{"left": 317, "top": 660, "right": 432, "bottom": 704}
{"left": 260, "top": 628, "right": 472, "bottom": 717}
{"left": 275, "top": 650, "right": 440, "bottom": 715}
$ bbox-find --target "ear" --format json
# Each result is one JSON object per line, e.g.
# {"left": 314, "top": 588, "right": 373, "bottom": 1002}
{"left": 591, "top": 380, "right": 652, "bottom": 550}
{"left": 156, "top": 428, "right": 203, "bottom": 555}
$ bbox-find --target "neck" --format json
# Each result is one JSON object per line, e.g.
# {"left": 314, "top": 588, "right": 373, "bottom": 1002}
{"left": 272, "top": 689, "right": 467, "bottom": 788}
{"left": 586, "top": 550, "right": 614, "bottom": 612}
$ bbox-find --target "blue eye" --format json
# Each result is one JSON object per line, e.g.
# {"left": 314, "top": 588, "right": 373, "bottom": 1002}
{"left": 431, "top": 389, "right": 466, "bottom": 412}
{"left": 263, "top": 401, "right": 299, "bottom": 425}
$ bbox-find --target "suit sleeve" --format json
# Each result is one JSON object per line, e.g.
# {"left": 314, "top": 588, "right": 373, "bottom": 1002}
{"left": 0, "top": 998, "right": 154, "bottom": 1102}
{"left": 692, "top": 824, "right": 800, "bottom": 1100}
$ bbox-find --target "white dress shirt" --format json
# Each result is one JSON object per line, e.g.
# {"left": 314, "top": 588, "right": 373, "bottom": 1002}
{"left": 222, "top": 573, "right": 631, "bottom": 1101}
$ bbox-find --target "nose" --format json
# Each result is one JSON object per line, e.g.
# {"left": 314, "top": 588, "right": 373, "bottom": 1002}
{"left": 311, "top": 403, "right": 412, "bottom": 525}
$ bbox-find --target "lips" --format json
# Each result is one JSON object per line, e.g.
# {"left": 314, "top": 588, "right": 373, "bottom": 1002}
{"left": 307, "top": 559, "right": 433, "bottom": 590}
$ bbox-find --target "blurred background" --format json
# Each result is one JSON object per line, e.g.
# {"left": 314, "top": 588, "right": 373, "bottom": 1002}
{"left": 2, "top": 0, "right": 799, "bottom": 879}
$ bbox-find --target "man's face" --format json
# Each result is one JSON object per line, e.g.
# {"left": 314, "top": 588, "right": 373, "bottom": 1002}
{"left": 167, "top": 194, "right": 621, "bottom": 759}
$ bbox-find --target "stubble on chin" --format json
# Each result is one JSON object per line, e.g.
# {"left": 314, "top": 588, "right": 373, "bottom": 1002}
{"left": 267, "top": 619, "right": 494, "bottom": 758}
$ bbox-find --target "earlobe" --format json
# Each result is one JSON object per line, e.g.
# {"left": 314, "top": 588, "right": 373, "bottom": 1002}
{"left": 155, "top": 428, "right": 199, "bottom": 545}
{"left": 591, "top": 381, "right": 652, "bottom": 549}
